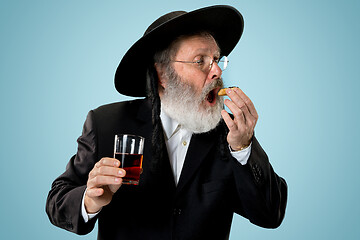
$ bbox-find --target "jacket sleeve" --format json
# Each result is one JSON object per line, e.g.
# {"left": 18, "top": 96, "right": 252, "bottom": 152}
{"left": 45, "top": 110, "right": 99, "bottom": 235}
{"left": 231, "top": 136, "right": 288, "bottom": 228}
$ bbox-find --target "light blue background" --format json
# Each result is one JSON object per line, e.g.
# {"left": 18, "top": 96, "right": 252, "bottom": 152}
{"left": 1, "top": 0, "right": 359, "bottom": 239}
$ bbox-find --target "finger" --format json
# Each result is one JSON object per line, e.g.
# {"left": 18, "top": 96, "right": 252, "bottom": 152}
{"left": 225, "top": 88, "right": 251, "bottom": 120}
{"left": 87, "top": 175, "right": 123, "bottom": 188}
{"left": 96, "top": 165, "right": 126, "bottom": 178}
{"left": 224, "top": 98, "right": 246, "bottom": 125}
{"left": 226, "top": 88, "right": 258, "bottom": 128}
{"left": 228, "top": 98, "right": 256, "bottom": 129}
{"left": 108, "top": 183, "right": 122, "bottom": 194}
{"left": 89, "top": 163, "right": 126, "bottom": 180}
{"left": 233, "top": 88, "right": 258, "bottom": 119}
{"left": 226, "top": 87, "right": 245, "bottom": 110}
{"left": 86, "top": 187, "right": 104, "bottom": 198}
{"left": 226, "top": 88, "right": 252, "bottom": 115}
{"left": 221, "top": 110, "right": 238, "bottom": 132}
{"left": 95, "top": 157, "right": 120, "bottom": 168}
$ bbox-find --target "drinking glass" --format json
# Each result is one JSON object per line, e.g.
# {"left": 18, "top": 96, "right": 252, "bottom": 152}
{"left": 114, "top": 134, "right": 145, "bottom": 185}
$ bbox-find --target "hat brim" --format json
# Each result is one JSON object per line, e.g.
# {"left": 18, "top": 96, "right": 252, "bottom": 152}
{"left": 115, "top": 5, "right": 244, "bottom": 97}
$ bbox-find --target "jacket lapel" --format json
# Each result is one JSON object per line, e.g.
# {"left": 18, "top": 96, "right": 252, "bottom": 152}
{"left": 176, "top": 131, "right": 217, "bottom": 194}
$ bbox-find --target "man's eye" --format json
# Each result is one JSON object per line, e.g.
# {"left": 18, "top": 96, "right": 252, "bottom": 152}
{"left": 195, "top": 58, "right": 205, "bottom": 65}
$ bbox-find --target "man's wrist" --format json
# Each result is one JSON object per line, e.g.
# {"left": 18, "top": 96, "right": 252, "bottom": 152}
{"left": 230, "top": 143, "right": 250, "bottom": 152}
{"left": 82, "top": 188, "right": 101, "bottom": 223}
{"left": 229, "top": 142, "right": 252, "bottom": 165}
{"left": 84, "top": 195, "right": 103, "bottom": 214}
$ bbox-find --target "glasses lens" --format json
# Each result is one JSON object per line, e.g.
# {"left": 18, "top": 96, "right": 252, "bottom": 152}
{"left": 219, "top": 56, "right": 228, "bottom": 71}
{"left": 202, "top": 56, "right": 229, "bottom": 72}
{"left": 203, "top": 56, "right": 212, "bottom": 72}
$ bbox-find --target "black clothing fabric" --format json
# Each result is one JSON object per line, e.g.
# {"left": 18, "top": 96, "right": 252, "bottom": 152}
{"left": 46, "top": 98, "right": 287, "bottom": 240}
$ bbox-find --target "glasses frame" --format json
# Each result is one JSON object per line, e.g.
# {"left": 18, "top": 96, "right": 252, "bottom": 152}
{"left": 171, "top": 55, "right": 228, "bottom": 72}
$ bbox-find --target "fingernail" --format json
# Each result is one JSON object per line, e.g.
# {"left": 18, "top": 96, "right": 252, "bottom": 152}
{"left": 118, "top": 170, "right": 124, "bottom": 176}
{"left": 115, "top": 177, "right": 120, "bottom": 182}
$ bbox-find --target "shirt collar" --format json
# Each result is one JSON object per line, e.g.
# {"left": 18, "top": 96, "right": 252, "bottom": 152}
{"left": 160, "top": 108, "right": 181, "bottom": 140}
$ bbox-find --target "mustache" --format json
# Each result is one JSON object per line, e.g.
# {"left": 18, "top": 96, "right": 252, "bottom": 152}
{"left": 200, "top": 78, "right": 224, "bottom": 99}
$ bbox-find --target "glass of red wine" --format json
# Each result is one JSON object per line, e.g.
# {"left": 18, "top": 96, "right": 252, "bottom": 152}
{"left": 114, "top": 134, "right": 145, "bottom": 185}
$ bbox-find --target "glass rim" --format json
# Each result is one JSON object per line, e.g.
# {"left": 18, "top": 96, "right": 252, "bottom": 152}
{"left": 115, "top": 134, "right": 145, "bottom": 140}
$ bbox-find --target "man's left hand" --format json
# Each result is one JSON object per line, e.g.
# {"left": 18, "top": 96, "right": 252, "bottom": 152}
{"left": 221, "top": 87, "right": 258, "bottom": 151}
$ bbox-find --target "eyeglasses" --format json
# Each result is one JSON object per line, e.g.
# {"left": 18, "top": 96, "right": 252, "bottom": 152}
{"left": 171, "top": 55, "right": 229, "bottom": 73}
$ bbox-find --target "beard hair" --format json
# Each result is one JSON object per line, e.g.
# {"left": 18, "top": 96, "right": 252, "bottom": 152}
{"left": 160, "top": 66, "right": 224, "bottom": 133}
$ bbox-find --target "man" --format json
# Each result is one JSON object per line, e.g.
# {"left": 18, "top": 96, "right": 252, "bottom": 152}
{"left": 46, "top": 5, "right": 287, "bottom": 240}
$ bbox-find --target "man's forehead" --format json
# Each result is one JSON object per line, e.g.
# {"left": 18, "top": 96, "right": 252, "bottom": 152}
{"left": 192, "top": 47, "right": 220, "bottom": 56}
{"left": 174, "top": 34, "right": 221, "bottom": 56}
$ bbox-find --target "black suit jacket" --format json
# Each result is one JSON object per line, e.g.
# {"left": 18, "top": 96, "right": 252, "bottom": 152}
{"left": 46, "top": 98, "right": 287, "bottom": 240}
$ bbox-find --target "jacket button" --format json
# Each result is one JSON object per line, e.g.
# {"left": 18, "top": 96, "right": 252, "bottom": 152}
{"left": 65, "top": 222, "right": 73, "bottom": 230}
{"left": 173, "top": 208, "right": 182, "bottom": 215}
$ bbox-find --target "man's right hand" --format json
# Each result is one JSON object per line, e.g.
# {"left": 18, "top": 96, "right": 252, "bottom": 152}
{"left": 84, "top": 157, "right": 125, "bottom": 214}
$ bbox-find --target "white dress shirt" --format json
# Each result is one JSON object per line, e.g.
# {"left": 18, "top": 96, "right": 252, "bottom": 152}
{"left": 160, "top": 109, "right": 252, "bottom": 185}
{"left": 82, "top": 109, "right": 252, "bottom": 222}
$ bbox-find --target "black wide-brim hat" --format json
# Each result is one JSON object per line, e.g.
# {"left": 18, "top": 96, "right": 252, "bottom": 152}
{"left": 115, "top": 5, "right": 244, "bottom": 97}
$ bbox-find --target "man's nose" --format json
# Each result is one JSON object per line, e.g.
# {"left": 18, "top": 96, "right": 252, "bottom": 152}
{"left": 208, "top": 61, "right": 222, "bottom": 81}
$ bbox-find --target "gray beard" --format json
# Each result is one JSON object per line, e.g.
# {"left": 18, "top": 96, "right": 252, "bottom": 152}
{"left": 160, "top": 71, "right": 224, "bottom": 133}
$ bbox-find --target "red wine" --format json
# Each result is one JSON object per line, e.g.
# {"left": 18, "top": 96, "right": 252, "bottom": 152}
{"left": 114, "top": 153, "right": 143, "bottom": 185}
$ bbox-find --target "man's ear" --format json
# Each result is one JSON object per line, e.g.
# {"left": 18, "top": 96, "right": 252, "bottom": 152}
{"left": 154, "top": 63, "right": 167, "bottom": 89}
